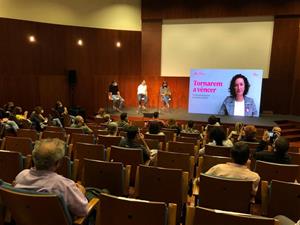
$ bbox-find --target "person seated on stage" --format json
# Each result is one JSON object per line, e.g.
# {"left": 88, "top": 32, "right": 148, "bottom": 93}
{"left": 205, "top": 142, "right": 260, "bottom": 198}
{"left": 109, "top": 81, "right": 124, "bottom": 112}
{"left": 137, "top": 80, "right": 148, "bottom": 111}
{"left": 119, "top": 125, "right": 151, "bottom": 163}
{"left": 117, "top": 112, "right": 129, "bottom": 129}
{"left": 71, "top": 115, "right": 93, "bottom": 134}
{"left": 160, "top": 80, "right": 171, "bottom": 110}
{"left": 146, "top": 121, "right": 165, "bottom": 136}
{"left": 14, "top": 138, "right": 88, "bottom": 217}
{"left": 181, "top": 120, "right": 200, "bottom": 134}
{"left": 30, "top": 106, "right": 48, "bottom": 132}
{"left": 238, "top": 124, "right": 258, "bottom": 142}
{"left": 254, "top": 136, "right": 291, "bottom": 164}
{"left": 166, "top": 118, "right": 181, "bottom": 136}
{"left": 199, "top": 126, "right": 233, "bottom": 155}
{"left": 95, "top": 107, "right": 106, "bottom": 118}
{"left": 107, "top": 122, "right": 118, "bottom": 136}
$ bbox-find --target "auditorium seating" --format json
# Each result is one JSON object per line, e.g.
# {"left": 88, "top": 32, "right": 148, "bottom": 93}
{"left": 1, "top": 136, "right": 33, "bottom": 156}
{"left": 167, "top": 141, "right": 197, "bottom": 157}
{"left": 0, "top": 150, "right": 24, "bottom": 183}
{"left": 16, "top": 129, "right": 39, "bottom": 141}
{"left": 185, "top": 206, "right": 279, "bottom": 225}
{"left": 56, "top": 156, "right": 72, "bottom": 179}
{"left": 204, "top": 144, "right": 231, "bottom": 157}
{"left": 65, "top": 127, "right": 84, "bottom": 135}
{"left": 197, "top": 173, "right": 252, "bottom": 213}
{"left": 262, "top": 180, "right": 300, "bottom": 221}
{"left": 134, "top": 165, "right": 188, "bottom": 224}
{"left": 69, "top": 133, "right": 95, "bottom": 145}
{"left": 144, "top": 133, "right": 166, "bottom": 150}
{"left": 0, "top": 182, "right": 99, "bottom": 225}
{"left": 45, "top": 126, "right": 64, "bottom": 132}
{"left": 96, "top": 193, "right": 176, "bottom": 225}
{"left": 97, "top": 135, "right": 122, "bottom": 148}
{"left": 82, "top": 159, "right": 130, "bottom": 196}
{"left": 40, "top": 131, "right": 69, "bottom": 142}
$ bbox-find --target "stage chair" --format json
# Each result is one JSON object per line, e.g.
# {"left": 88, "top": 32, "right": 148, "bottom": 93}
{"left": 0, "top": 150, "right": 24, "bottom": 183}
{"left": 0, "top": 181, "right": 99, "bottom": 225}
{"left": 185, "top": 206, "right": 279, "bottom": 225}
{"left": 97, "top": 135, "right": 122, "bottom": 149}
{"left": 261, "top": 180, "right": 300, "bottom": 221}
{"left": 197, "top": 155, "right": 232, "bottom": 176}
{"left": 45, "top": 126, "right": 65, "bottom": 132}
{"left": 65, "top": 127, "right": 84, "bottom": 135}
{"left": 72, "top": 142, "right": 105, "bottom": 180}
{"left": 197, "top": 173, "right": 252, "bottom": 213}
{"left": 16, "top": 129, "right": 39, "bottom": 141}
{"left": 134, "top": 165, "right": 188, "bottom": 224}
{"left": 108, "top": 145, "right": 143, "bottom": 186}
{"left": 40, "top": 131, "right": 69, "bottom": 143}
{"left": 156, "top": 151, "right": 195, "bottom": 179}
{"left": 204, "top": 144, "right": 232, "bottom": 157}
{"left": 167, "top": 141, "right": 197, "bottom": 157}
{"left": 82, "top": 159, "right": 130, "bottom": 196}
{"left": 1, "top": 136, "right": 33, "bottom": 156}
{"left": 144, "top": 133, "right": 166, "bottom": 150}
{"left": 96, "top": 193, "right": 176, "bottom": 225}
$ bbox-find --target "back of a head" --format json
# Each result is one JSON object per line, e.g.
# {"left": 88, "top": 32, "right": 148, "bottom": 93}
{"left": 75, "top": 115, "right": 84, "bottom": 124}
{"left": 126, "top": 126, "right": 138, "bottom": 140}
{"left": 153, "top": 111, "right": 159, "bottom": 119}
{"left": 209, "top": 127, "right": 226, "bottom": 146}
{"left": 187, "top": 120, "right": 194, "bottom": 128}
{"left": 103, "top": 114, "right": 110, "bottom": 122}
{"left": 208, "top": 115, "right": 217, "bottom": 125}
{"left": 32, "top": 138, "right": 65, "bottom": 170}
{"left": 120, "top": 112, "right": 127, "bottom": 121}
{"left": 107, "top": 122, "right": 118, "bottom": 135}
{"left": 231, "top": 142, "right": 250, "bottom": 165}
{"left": 244, "top": 125, "right": 257, "bottom": 140}
{"left": 274, "top": 137, "right": 289, "bottom": 155}
{"left": 148, "top": 121, "right": 161, "bottom": 134}
{"left": 235, "top": 122, "right": 243, "bottom": 132}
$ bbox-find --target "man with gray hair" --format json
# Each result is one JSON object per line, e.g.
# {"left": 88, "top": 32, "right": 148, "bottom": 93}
{"left": 14, "top": 138, "right": 88, "bottom": 217}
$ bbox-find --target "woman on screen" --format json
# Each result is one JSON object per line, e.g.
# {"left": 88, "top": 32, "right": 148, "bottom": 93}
{"left": 219, "top": 74, "right": 257, "bottom": 116}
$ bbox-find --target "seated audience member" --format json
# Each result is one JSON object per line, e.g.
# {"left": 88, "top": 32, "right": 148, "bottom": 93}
{"left": 205, "top": 142, "right": 260, "bottom": 197}
{"left": 228, "top": 122, "right": 244, "bottom": 141}
{"left": 199, "top": 126, "right": 233, "bottom": 155}
{"left": 148, "top": 111, "right": 165, "bottom": 127}
{"left": 254, "top": 136, "right": 291, "bottom": 164}
{"left": 147, "top": 121, "right": 165, "bottom": 135}
{"left": 71, "top": 116, "right": 93, "bottom": 134}
{"left": 204, "top": 115, "right": 221, "bottom": 131}
{"left": 3, "top": 101, "right": 15, "bottom": 117}
{"left": 30, "top": 106, "right": 48, "bottom": 132}
{"left": 102, "top": 114, "right": 111, "bottom": 125}
{"left": 12, "top": 106, "right": 31, "bottom": 128}
{"left": 256, "top": 126, "right": 282, "bottom": 152}
{"left": 238, "top": 125, "right": 258, "bottom": 142}
{"left": 166, "top": 118, "right": 181, "bottom": 135}
{"left": 0, "top": 110, "right": 19, "bottom": 133}
{"left": 107, "top": 122, "right": 118, "bottom": 136}
{"left": 95, "top": 107, "right": 106, "bottom": 118}
{"left": 50, "top": 101, "right": 68, "bottom": 127}
{"left": 14, "top": 138, "right": 88, "bottom": 217}
{"left": 117, "top": 112, "right": 129, "bottom": 129}
{"left": 182, "top": 120, "right": 200, "bottom": 134}
{"left": 119, "top": 126, "right": 151, "bottom": 163}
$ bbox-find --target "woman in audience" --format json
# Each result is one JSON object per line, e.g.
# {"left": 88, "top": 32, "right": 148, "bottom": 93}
{"left": 107, "top": 122, "right": 118, "bottom": 136}
{"left": 199, "top": 126, "right": 233, "bottom": 155}
{"left": 30, "top": 106, "right": 48, "bottom": 131}
{"left": 228, "top": 121, "right": 244, "bottom": 141}
{"left": 12, "top": 106, "right": 31, "bottom": 128}
{"left": 181, "top": 120, "right": 200, "bottom": 134}
{"left": 95, "top": 107, "right": 106, "bottom": 118}
{"left": 238, "top": 124, "right": 258, "bottom": 142}
{"left": 166, "top": 118, "right": 181, "bottom": 135}
{"left": 147, "top": 121, "right": 165, "bottom": 135}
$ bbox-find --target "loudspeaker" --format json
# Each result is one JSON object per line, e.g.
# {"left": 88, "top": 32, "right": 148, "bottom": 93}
{"left": 68, "top": 70, "right": 77, "bottom": 85}
{"left": 143, "top": 112, "right": 154, "bottom": 118}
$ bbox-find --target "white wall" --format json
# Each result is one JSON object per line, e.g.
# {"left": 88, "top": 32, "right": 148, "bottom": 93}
{"left": 161, "top": 17, "right": 274, "bottom": 78}
{"left": 0, "top": 0, "right": 141, "bottom": 31}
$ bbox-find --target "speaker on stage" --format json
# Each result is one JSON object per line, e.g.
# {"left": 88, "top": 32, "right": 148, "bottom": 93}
{"left": 68, "top": 70, "right": 77, "bottom": 85}
{"left": 143, "top": 112, "right": 155, "bottom": 118}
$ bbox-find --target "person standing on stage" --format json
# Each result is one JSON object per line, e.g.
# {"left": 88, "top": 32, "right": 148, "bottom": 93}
{"left": 108, "top": 81, "right": 124, "bottom": 112}
{"left": 137, "top": 80, "right": 148, "bottom": 110}
{"left": 160, "top": 81, "right": 171, "bottom": 110}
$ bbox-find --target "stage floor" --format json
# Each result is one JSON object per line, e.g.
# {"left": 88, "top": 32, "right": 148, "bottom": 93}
{"left": 109, "top": 107, "right": 300, "bottom": 127}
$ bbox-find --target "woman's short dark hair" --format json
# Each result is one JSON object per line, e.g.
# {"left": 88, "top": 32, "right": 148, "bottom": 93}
{"left": 229, "top": 74, "right": 250, "bottom": 97}
{"left": 208, "top": 127, "right": 226, "bottom": 146}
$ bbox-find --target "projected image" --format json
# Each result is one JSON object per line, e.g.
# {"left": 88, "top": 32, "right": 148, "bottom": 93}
{"left": 188, "top": 69, "right": 263, "bottom": 117}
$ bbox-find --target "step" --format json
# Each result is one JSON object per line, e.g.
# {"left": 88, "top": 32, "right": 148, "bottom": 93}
{"left": 281, "top": 128, "right": 300, "bottom": 136}
{"left": 282, "top": 134, "right": 300, "bottom": 142}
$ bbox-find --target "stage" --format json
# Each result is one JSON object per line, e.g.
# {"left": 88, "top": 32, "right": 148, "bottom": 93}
{"left": 109, "top": 107, "right": 300, "bottom": 128}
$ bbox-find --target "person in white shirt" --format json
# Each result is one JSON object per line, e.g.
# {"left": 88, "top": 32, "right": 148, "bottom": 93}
{"left": 137, "top": 80, "right": 148, "bottom": 110}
